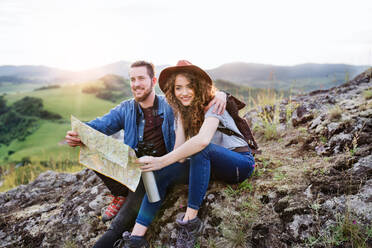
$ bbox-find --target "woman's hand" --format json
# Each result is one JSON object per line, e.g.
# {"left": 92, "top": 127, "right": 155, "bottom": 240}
{"left": 205, "top": 91, "right": 227, "bottom": 114}
{"left": 138, "top": 156, "right": 167, "bottom": 172}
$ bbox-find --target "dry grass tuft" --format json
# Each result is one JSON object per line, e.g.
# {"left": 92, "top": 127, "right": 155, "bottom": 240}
{"left": 328, "top": 105, "right": 342, "bottom": 121}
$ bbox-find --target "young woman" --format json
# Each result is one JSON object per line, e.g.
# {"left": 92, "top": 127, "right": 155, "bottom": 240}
{"left": 118, "top": 60, "right": 255, "bottom": 248}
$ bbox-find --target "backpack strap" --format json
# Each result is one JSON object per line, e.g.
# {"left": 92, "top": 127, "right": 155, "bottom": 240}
{"left": 217, "top": 126, "right": 245, "bottom": 140}
{"left": 224, "top": 93, "right": 260, "bottom": 154}
{"left": 217, "top": 124, "right": 259, "bottom": 154}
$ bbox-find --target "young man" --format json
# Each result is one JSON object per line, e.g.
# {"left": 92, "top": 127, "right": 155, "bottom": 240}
{"left": 65, "top": 61, "right": 226, "bottom": 247}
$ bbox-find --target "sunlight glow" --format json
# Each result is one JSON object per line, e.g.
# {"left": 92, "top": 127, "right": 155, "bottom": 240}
{"left": 0, "top": 0, "right": 371, "bottom": 70}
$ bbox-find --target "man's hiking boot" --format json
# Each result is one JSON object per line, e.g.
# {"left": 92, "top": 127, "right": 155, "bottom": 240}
{"left": 102, "top": 195, "right": 126, "bottom": 222}
{"left": 113, "top": 231, "right": 149, "bottom": 248}
{"left": 175, "top": 215, "right": 203, "bottom": 248}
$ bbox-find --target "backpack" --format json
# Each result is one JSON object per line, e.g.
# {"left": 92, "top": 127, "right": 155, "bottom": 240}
{"left": 218, "top": 93, "right": 260, "bottom": 155}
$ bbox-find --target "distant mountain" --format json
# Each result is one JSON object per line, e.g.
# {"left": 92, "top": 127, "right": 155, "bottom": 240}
{"left": 0, "top": 65, "right": 70, "bottom": 84}
{"left": 207, "top": 63, "right": 370, "bottom": 92}
{"left": 0, "top": 65, "right": 65, "bottom": 78}
{"left": 0, "top": 62, "right": 369, "bottom": 92}
{"left": 0, "top": 62, "right": 168, "bottom": 85}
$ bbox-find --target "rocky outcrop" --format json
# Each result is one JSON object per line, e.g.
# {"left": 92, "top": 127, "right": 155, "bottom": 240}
{"left": 245, "top": 68, "right": 372, "bottom": 247}
{"left": 1, "top": 68, "right": 371, "bottom": 247}
{"left": 0, "top": 169, "right": 110, "bottom": 247}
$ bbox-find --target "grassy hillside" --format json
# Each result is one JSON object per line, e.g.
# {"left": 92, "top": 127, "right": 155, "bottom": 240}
{"left": 5, "top": 83, "right": 118, "bottom": 120}
{"left": 0, "top": 121, "right": 78, "bottom": 162}
{"left": 0, "top": 83, "right": 119, "bottom": 164}
{"left": 0, "top": 82, "right": 40, "bottom": 94}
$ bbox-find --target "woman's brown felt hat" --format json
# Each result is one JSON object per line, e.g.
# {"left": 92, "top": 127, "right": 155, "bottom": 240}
{"left": 158, "top": 60, "right": 212, "bottom": 92}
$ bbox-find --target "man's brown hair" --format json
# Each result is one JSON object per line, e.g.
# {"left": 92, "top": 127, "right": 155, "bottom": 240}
{"left": 130, "top": 61, "right": 155, "bottom": 79}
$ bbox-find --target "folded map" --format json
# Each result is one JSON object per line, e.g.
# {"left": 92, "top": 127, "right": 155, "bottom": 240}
{"left": 71, "top": 115, "right": 141, "bottom": 191}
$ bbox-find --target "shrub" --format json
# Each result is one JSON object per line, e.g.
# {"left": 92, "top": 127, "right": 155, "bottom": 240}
{"left": 83, "top": 75, "right": 132, "bottom": 102}
{"left": 0, "top": 96, "right": 62, "bottom": 145}
{"left": 12, "top": 96, "right": 61, "bottom": 120}
{"left": 252, "top": 88, "right": 283, "bottom": 107}
{"left": 0, "top": 95, "right": 8, "bottom": 115}
{"left": 34, "top": 85, "right": 60, "bottom": 91}
{"left": 328, "top": 105, "right": 342, "bottom": 121}
{"left": 39, "top": 110, "right": 62, "bottom": 120}
{"left": 12, "top": 96, "right": 43, "bottom": 116}
{"left": 100, "top": 74, "right": 129, "bottom": 91}
{"left": 263, "top": 121, "right": 279, "bottom": 140}
{"left": 82, "top": 85, "right": 101, "bottom": 94}
{"left": 96, "top": 90, "right": 132, "bottom": 102}
{"left": 96, "top": 90, "right": 114, "bottom": 101}
{"left": 0, "top": 110, "right": 40, "bottom": 145}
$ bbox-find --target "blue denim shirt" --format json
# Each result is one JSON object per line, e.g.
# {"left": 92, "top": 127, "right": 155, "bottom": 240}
{"left": 86, "top": 95, "right": 175, "bottom": 152}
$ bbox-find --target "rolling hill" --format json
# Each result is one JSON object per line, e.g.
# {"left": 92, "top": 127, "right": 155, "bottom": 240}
{"left": 207, "top": 62, "right": 370, "bottom": 92}
{"left": 0, "top": 61, "right": 369, "bottom": 93}
{"left": 0, "top": 83, "right": 118, "bottom": 163}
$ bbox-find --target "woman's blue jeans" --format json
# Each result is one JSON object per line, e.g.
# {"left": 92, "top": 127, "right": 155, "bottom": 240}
{"left": 135, "top": 143, "right": 255, "bottom": 227}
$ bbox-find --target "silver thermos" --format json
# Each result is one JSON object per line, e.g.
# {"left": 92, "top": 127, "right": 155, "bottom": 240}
{"left": 142, "top": 171, "right": 160, "bottom": 203}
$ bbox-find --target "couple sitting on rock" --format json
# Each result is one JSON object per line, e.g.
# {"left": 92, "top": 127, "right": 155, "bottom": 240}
{"left": 65, "top": 60, "right": 256, "bottom": 248}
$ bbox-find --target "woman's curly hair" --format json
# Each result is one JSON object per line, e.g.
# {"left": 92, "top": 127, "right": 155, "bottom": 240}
{"left": 164, "top": 71, "right": 216, "bottom": 139}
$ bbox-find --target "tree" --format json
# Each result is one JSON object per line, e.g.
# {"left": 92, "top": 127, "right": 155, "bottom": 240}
{"left": 0, "top": 95, "right": 8, "bottom": 115}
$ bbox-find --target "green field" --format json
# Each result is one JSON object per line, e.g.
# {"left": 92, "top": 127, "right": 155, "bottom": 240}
{"left": 5, "top": 83, "right": 119, "bottom": 120}
{"left": 0, "top": 83, "right": 123, "bottom": 164}
{"left": 0, "top": 121, "right": 79, "bottom": 162}
{"left": 0, "top": 82, "right": 40, "bottom": 94}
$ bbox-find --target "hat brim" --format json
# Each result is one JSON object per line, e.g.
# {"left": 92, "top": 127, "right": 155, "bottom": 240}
{"left": 158, "top": 65, "right": 212, "bottom": 93}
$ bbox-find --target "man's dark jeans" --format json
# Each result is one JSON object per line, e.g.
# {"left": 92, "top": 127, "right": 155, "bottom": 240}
{"left": 94, "top": 171, "right": 130, "bottom": 197}
{"left": 93, "top": 178, "right": 146, "bottom": 248}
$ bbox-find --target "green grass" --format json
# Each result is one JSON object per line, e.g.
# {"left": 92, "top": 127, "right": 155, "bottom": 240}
{"left": 0, "top": 121, "right": 80, "bottom": 162}
{"left": 273, "top": 171, "right": 286, "bottom": 181}
{"left": 306, "top": 206, "right": 371, "bottom": 248}
{"left": 0, "top": 83, "right": 126, "bottom": 164}
{"left": 0, "top": 82, "right": 39, "bottom": 94}
{"left": 224, "top": 179, "right": 253, "bottom": 197}
{"left": 5, "top": 83, "right": 118, "bottom": 120}
{"left": 0, "top": 160, "right": 83, "bottom": 192}
{"left": 363, "top": 90, "right": 372, "bottom": 100}
{"left": 320, "top": 136, "right": 328, "bottom": 144}
{"left": 306, "top": 214, "right": 370, "bottom": 247}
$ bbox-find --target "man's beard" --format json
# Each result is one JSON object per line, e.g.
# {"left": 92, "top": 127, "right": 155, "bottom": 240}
{"left": 133, "top": 86, "right": 152, "bottom": 102}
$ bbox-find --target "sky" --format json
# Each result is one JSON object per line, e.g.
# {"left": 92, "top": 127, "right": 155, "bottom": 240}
{"left": 0, "top": 0, "right": 371, "bottom": 71}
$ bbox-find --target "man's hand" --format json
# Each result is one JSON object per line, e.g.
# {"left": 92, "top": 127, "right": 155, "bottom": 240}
{"left": 138, "top": 156, "right": 167, "bottom": 172}
{"left": 65, "top": 131, "right": 83, "bottom": 147}
{"left": 205, "top": 91, "right": 227, "bottom": 115}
